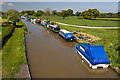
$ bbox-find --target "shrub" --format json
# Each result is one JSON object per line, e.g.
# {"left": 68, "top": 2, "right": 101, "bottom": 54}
{"left": 2, "top": 25, "right": 15, "bottom": 47}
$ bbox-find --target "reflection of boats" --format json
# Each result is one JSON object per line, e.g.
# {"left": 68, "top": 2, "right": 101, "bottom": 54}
{"left": 76, "top": 43, "right": 110, "bottom": 69}
{"left": 59, "top": 29, "right": 76, "bottom": 42}
{"left": 47, "top": 22, "right": 60, "bottom": 33}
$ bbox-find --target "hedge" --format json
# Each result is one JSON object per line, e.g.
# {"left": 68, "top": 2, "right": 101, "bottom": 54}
{"left": 2, "top": 25, "right": 15, "bottom": 47}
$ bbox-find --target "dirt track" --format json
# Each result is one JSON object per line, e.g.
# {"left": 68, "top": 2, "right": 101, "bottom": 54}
{"left": 55, "top": 22, "right": 120, "bottom": 29}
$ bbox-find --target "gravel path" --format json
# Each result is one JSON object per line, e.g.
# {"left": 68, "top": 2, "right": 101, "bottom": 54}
{"left": 14, "top": 64, "right": 30, "bottom": 79}
{"left": 55, "top": 22, "right": 120, "bottom": 29}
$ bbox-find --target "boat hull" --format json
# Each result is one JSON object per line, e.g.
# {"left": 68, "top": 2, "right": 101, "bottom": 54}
{"left": 47, "top": 27, "right": 59, "bottom": 33}
{"left": 76, "top": 50, "right": 109, "bottom": 69}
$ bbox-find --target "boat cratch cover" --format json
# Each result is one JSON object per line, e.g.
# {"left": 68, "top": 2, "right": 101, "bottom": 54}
{"left": 76, "top": 43, "right": 110, "bottom": 65}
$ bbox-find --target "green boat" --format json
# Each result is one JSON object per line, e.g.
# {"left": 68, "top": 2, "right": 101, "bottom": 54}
{"left": 47, "top": 24, "right": 60, "bottom": 33}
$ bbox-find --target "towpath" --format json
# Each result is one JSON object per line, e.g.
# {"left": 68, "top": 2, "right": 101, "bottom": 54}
{"left": 55, "top": 22, "right": 120, "bottom": 29}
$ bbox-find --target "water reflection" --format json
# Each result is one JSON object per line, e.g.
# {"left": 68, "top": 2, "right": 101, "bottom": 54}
{"left": 75, "top": 53, "right": 110, "bottom": 73}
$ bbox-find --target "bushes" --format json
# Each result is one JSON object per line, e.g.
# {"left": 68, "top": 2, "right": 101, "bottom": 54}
{"left": 2, "top": 15, "right": 7, "bottom": 19}
{"left": 2, "top": 25, "right": 15, "bottom": 47}
{"left": 2, "top": 22, "right": 9, "bottom": 27}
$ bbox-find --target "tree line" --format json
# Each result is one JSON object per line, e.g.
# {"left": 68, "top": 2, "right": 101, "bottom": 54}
{"left": 1, "top": 9, "right": 120, "bottom": 20}
{"left": 20, "top": 9, "right": 120, "bottom": 19}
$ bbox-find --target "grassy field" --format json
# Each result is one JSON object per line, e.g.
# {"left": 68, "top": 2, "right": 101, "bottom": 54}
{"left": 29, "top": 16, "right": 119, "bottom": 27}
{"left": 2, "top": 20, "right": 28, "bottom": 78}
{"left": 59, "top": 24, "right": 120, "bottom": 72}
{"left": 96, "top": 18, "right": 120, "bottom": 20}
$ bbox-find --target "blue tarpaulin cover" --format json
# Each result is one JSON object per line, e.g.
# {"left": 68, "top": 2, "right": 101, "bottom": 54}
{"left": 64, "top": 33, "right": 76, "bottom": 40}
{"left": 76, "top": 43, "right": 110, "bottom": 65}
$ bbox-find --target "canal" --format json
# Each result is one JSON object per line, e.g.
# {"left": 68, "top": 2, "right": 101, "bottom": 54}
{"left": 23, "top": 20, "right": 118, "bottom": 78}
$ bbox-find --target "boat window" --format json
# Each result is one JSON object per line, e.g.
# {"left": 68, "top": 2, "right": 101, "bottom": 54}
{"left": 80, "top": 46, "right": 85, "bottom": 52}
{"left": 54, "top": 28, "right": 60, "bottom": 30}
{"left": 60, "top": 31, "right": 64, "bottom": 34}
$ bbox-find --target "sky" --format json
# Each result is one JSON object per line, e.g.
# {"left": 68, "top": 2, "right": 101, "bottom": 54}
{"left": 1, "top": 1, "right": 120, "bottom": 13}
{"left": 1, "top": 0, "right": 120, "bottom": 2}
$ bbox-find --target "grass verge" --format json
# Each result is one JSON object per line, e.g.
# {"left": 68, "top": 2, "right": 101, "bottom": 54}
{"left": 2, "top": 20, "right": 28, "bottom": 78}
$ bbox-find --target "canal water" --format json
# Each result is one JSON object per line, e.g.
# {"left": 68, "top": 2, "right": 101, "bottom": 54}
{"left": 23, "top": 20, "right": 118, "bottom": 78}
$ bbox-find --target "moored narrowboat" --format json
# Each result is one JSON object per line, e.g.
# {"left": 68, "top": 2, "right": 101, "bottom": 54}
{"left": 36, "top": 19, "right": 41, "bottom": 24}
{"left": 47, "top": 22, "right": 60, "bottom": 33}
{"left": 20, "top": 16, "right": 27, "bottom": 19}
{"left": 59, "top": 29, "right": 76, "bottom": 41}
{"left": 76, "top": 43, "right": 110, "bottom": 69}
{"left": 31, "top": 18, "right": 36, "bottom": 24}
{"left": 41, "top": 20, "right": 48, "bottom": 27}
{"left": 27, "top": 17, "right": 31, "bottom": 22}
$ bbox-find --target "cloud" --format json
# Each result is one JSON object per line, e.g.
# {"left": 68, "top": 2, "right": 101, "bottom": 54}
{"left": 0, "top": 1, "right": 6, "bottom": 5}
{"left": 7, "top": 3, "right": 15, "bottom": 7}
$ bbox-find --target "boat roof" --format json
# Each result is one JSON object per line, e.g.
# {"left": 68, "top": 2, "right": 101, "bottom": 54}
{"left": 49, "top": 24, "right": 59, "bottom": 28}
{"left": 60, "top": 29, "right": 71, "bottom": 33}
{"left": 89, "top": 45, "right": 108, "bottom": 59}
{"left": 80, "top": 43, "right": 108, "bottom": 59}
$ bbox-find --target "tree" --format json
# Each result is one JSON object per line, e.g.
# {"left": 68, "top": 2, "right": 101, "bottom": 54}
{"left": 37, "top": 10, "right": 44, "bottom": 15}
{"left": 82, "top": 9, "right": 100, "bottom": 19}
{"left": 33, "top": 11, "right": 43, "bottom": 18}
{"left": 88, "top": 9, "right": 100, "bottom": 18}
{"left": 60, "top": 10, "right": 69, "bottom": 19}
{"left": 7, "top": 9, "right": 19, "bottom": 14}
{"left": 44, "top": 8, "right": 52, "bottom": 16}
{"left": 33, "top": 12, "right": 37, "bottom": 17}
{"left": 5, "top": 9, "right": 19, "bottom": 17}
{"left": 82, "top": 11, "right": 93, "bottom": 19}
{"left": 24, "top": 13, "right": 28, "bottom": 18}
{"left": 118, "top": 12, "right": 120, "bottom": 17}
{"left": 67, "top": 9, "right": 73, "bottom": 16}
{"left": 27, "top": 10, "right": 35, "bottom": 15}
{"left": 56, "top": 12, "right": 61, "bottom": 16}
{"left": 75, "top": 12, "right": 81, "bottom": 19}
{"left": 7, "top": 13, "right": 19, "bottom": 26}
{"left": 33, "top": 10, "right": 44, "bottom": 18}
{"left": 0, "top": 11, "right": 3, "bottom": 15}
{"left": 52, "top": 10, "right": 57, "bottom": 16}
{"left": 21, "top": 11, "right": 28, "bottom": 15}
{"left": 107, "top": 12, "right": 112, "bottom": 17}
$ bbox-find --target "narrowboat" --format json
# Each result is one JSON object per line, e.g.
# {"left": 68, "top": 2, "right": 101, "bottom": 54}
{"left": 20, "top": 16, "right": 27, "bottom": 19}
{"left": 76, "top": 43, "right": 110, "bottom": 69}
{"left": 59, "top": 29, "right": 76, "bottom": 41}
{"left": 31, "top": 18, "right": 36, "bottom": 24}
{"left": 41, "top": 20, "right": 48, "bottom": 27}
{"left": 27, "top": 17, "right": 31, "bottom": 22}
{"left": 47, "top": 23, "right": 60, "bottom": 33}
{"left": 36, "top": 19, "right": 41, "bottom": 24}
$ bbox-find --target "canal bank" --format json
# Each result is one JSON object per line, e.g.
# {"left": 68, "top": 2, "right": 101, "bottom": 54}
{"left": 23, "top": 20, "right": 118, "bottom": 78}
{"left": 2, "top": 20, "right": 31, "bottom": 79}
